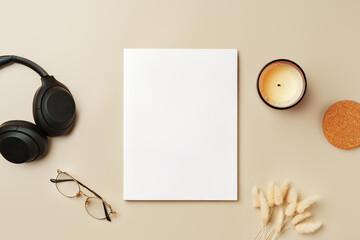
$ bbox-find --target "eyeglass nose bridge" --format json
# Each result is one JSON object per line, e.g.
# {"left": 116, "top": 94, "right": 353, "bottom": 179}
{"left": 78, "top": 190, "right": 90, "bottom": 198}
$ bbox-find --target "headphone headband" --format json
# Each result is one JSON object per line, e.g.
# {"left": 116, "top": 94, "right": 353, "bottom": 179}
{"left": 0, "top": 55, "right": 48, "bottom": 78}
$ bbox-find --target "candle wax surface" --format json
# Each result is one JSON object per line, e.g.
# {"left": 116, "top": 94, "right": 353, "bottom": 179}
{"left": 259, "top": 62, "right": 305, "bottom": 108}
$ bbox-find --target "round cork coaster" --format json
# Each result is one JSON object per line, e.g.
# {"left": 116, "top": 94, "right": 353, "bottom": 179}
{"left": 322, "top": 100, "right": 360, "bottom": 149}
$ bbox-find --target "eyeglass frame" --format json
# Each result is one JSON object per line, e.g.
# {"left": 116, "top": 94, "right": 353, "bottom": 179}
{"left": 50, "top": 169, "right": 116, "bottom": 221}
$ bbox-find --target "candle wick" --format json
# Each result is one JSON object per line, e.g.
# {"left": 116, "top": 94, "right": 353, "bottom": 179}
{"left": 277, "top": 83, "right": 281, "bottom": 87}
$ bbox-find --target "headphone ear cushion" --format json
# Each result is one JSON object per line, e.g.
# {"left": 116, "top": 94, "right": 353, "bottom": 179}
{"left": 33, "top": 85, "right": 76, "bottom": 137}
{"left": 34, "top": 85, "right": 76, "bottom": 137}
{"left": 0, "top": 121, "right": 48, "bottom": 164}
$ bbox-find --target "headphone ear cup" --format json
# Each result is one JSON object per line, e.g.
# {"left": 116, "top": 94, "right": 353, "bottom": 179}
{"left": 0, "top": 121, "right": 48, "bottom": 164}
{"left": 33, "top": 76, "right": 76, "bottom": 137}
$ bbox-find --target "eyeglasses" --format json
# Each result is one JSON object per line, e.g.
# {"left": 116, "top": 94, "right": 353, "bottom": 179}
{"left": 50, "top": 169, "right": 116, "bottom": 221}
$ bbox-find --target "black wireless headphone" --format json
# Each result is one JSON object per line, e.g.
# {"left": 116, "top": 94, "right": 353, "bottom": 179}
{"left": 0, "top": 55, "right": 76, "bottom": 164}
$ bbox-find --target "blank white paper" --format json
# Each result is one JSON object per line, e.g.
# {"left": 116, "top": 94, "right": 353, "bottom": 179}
{"left": 123, "top": 49, "right": 237, "bottom": 200}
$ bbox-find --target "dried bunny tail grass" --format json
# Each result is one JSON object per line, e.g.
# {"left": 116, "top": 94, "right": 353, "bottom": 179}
{"left": 281, "top": 181, "right": 289, "bottom": 200}
{"left": 275, "top": 207, "right": 284, "bottom": 232}
{"left": 274, "top": 184, "right": 283, "bottom": 206}
{"left": 287, "top": 187, "right": 298, "bottom": 203}
{"left": 297, "top": 196, "right": 321, "bottom": 213}
{"left": 292, "top": 212, "right": 311, "bottom": 225}
{"left": 267, "top": 182, "right": 275, "bottom": 207}
{"left": 285, "top": 201, "right": 297, "bottom": 217}
{"left": 259, "top": 191, "right": 269, "bottom": 224}
{"left": 295, "top": 221, "right": 323, "bottom": 234}
{"left": 252, "top": 186, "right": 260, "bottom": 208}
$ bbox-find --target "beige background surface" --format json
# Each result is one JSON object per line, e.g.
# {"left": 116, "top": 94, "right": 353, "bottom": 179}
{"left": 0, "top": 0, "right": 359, "bottom": 239}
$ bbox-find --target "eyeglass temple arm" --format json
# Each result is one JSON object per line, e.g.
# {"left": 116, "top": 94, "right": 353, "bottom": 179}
{"left": 103, "top": 203, "right": 111, "bottom": 222}
{"left": 50, "top": 179, "right": 103, "bottom": 198}
{"left": 50, "top": 178, "right": 112, "bottom": 221}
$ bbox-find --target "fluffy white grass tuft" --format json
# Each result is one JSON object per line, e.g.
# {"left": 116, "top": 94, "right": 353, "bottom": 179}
{"left": 292, "top": 212, "right": 311, "bottom": 225}
{"left": 287, "top": 187, "right": 297, "bottom": 203}
{"left": 267, "top": 182, "right": 275, "bottom": 207}
{"left": 259, "top": 191, "right": 269, "bottom": 224}
{"left": 297, "top": 196, "right": 321, "bottom": 213}
{"left": 281, "top": 181, "right": 289, "bottom": 200}
{"left": 295, "top": 221, "right": 323, "bottom": 234}
{"left": 274, "top": 208, "right": 284, "bottom": 233}
{"left": 252, "top": 186, "right": 260, "bottom": 208}
{"left": 285, "top": 201, "right": 297, "bottom": 217}
{"left": 274, "top": 184, "right": 283, "bottom": 206}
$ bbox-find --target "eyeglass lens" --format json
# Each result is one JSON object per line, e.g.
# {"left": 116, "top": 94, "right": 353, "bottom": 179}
{"left": 85, "top": 197, "right": 111, "bottom": 220}
{"left": 56, "top": 173, "right": 80, "bottom": 198}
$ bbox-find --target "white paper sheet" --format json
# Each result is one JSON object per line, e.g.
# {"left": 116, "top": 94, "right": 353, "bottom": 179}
{"left": 123, "top": 49, "right": 237, "bottom": 200}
